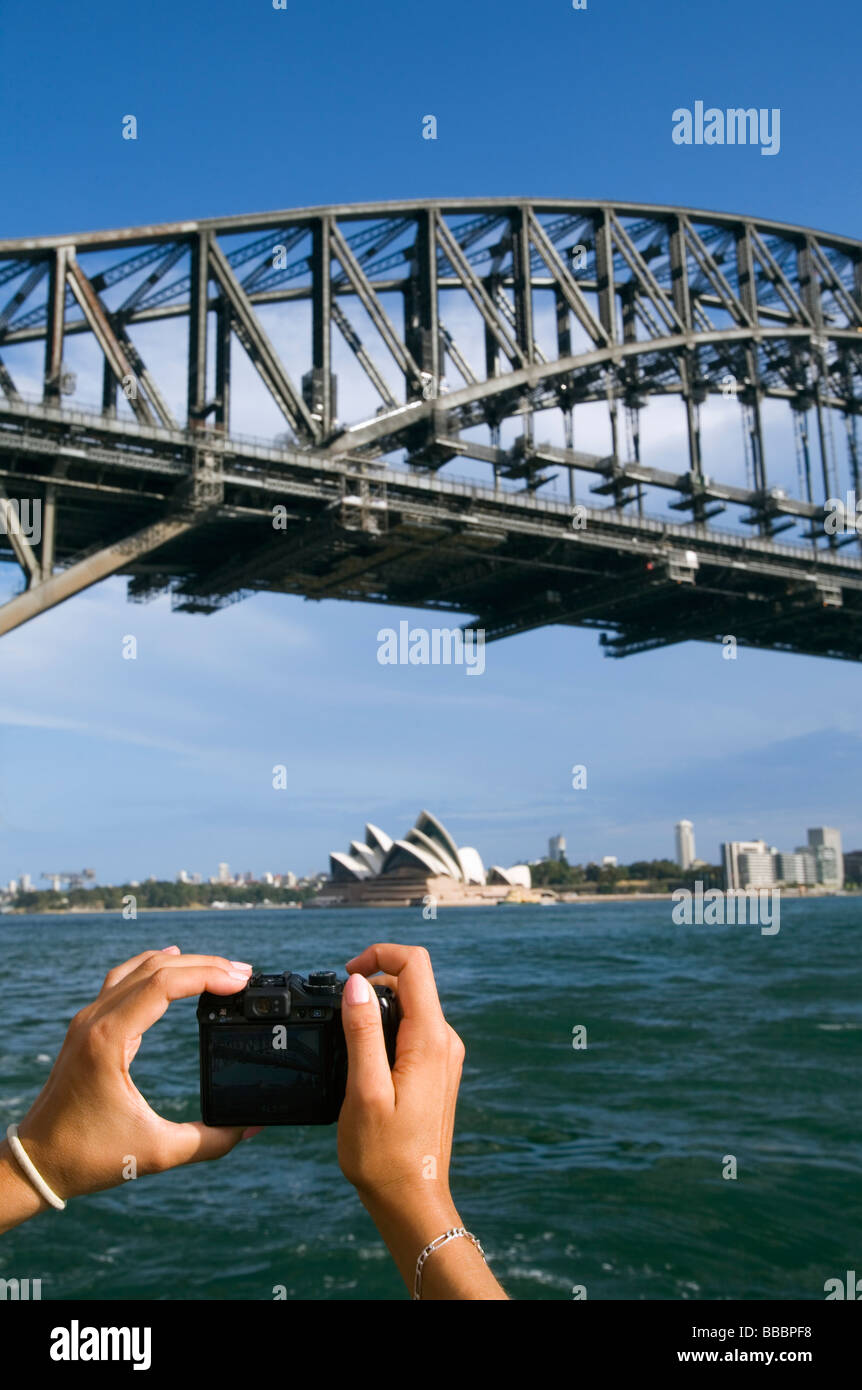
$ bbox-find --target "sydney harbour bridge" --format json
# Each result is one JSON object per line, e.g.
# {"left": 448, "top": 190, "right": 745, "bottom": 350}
{"left": 0, "top": 198, "right": 860, "bottom": 658}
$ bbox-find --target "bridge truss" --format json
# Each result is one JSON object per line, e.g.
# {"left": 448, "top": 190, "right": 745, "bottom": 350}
{"left": 0, "top": 198, "right": 860, "bottom": 657}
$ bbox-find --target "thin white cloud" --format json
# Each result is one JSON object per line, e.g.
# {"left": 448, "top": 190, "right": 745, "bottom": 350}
{"left": 0, "top": 703, "right": 216, "bottom": 757}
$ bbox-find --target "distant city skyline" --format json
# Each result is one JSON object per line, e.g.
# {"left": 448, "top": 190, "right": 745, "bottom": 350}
{"left": 3, "top": 860, "right": 307, "bottom": 895}
{"left": 5, "top": 817, "right": 857, "bottom": 897}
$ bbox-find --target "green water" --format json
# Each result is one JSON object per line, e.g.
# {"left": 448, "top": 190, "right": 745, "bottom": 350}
{"left": 1, "top": 899, "right": 860, "bottom": 1300}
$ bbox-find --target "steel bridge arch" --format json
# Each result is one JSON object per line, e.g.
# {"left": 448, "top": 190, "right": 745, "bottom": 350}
{"left": 0, "top": 198, "right": 860, "bottom": 657}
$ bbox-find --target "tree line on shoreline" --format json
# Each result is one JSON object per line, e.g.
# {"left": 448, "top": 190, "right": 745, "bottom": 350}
{"left": 7, "top": 880, "right": 315, "bottom": 913}
{"left": 529, "top": 857, "right": 724, "bottom": 893}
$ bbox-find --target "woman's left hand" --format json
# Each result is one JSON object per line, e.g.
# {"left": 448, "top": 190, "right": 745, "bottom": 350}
{"left": 13, "top": 946, "right": 256, "bottom": 1201}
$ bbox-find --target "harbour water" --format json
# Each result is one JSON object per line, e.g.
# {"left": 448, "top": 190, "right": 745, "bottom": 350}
{"left": 1, "top": 898, "right": 860, "bottom": 1301}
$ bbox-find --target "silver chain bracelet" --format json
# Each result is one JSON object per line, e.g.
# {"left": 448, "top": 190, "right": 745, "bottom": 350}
{"left": 413, "top": 1226, "right": 486, "bottom": 1300}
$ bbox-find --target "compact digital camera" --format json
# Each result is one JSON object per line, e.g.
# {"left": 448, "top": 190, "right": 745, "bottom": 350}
{"left": 197, "top": 970, "right": 399, "bottom": 1126}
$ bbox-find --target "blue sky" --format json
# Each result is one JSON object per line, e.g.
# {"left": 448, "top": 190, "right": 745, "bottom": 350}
{"left": 1, "top": 0, "right": 860, "bottom": 883}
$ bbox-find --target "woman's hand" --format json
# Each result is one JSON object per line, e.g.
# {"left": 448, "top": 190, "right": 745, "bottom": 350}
{"left": 337, "top": 942, "right": 507, "bottom": 1299}
{"left": 4, "top": 947, "right": 255, "bottom": 1216}
{"left": 337, "top": 943, "right": 464, "bottom": 1201}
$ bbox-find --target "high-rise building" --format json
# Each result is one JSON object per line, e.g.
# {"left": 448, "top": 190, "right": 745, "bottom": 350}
{"left": 819, "top": 847, "right": 840, "bottom": 884}
{"left": 20, "top": 873, "right": 32, "bottom": 892}
{"left": 548, "top": 835, "right": 566, "bottom": 862}
{"left": 722, "top": 839, "right": 775, "bottom": 890}
{"left": 675, "top": 820, "right": 696, "bottom": 870}
{"left": 807, "top": 827, "right": 844, "bottom": 887}
{"left": 217, "top": 862, "right": 231, "bottom": 885}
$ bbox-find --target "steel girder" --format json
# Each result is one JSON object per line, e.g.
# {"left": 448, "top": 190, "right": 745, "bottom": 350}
{"left": 0, "top": 198, "right": 860, "bottom": 658}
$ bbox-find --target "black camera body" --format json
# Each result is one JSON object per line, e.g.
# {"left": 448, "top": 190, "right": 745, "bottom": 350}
{"left": 197, "top": 970, "right": 398, "bottom": 1126}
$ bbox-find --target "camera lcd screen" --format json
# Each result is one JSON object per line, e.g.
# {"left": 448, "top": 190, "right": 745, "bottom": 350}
{"left": 207, "top": 1025, "right": 324, "bottom": 1120}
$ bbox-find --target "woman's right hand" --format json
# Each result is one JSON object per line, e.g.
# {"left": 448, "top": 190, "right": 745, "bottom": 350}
{"left": 337, "top": 943, "right": 506, "bottom": 1299}
{"left": 337, "top": 943, "right": 464, "bottom": 1203}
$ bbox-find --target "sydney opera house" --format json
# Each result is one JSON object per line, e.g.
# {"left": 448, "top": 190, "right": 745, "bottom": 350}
{"left": 325, "top": 810, "right": 539, "bottom": 907}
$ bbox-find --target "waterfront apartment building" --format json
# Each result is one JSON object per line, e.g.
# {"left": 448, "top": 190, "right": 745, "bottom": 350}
{"left": 793, "top": 848, "right": 819, "bottom": 883}
{"left": 722, "top": 839, "right": 776, "bottom": 891}
{"left": 776, "top": 850, "right": 817, "bottom": 885}
{"left": 675, "top": 820, "right": 696, "bottom": 871}
{"left": 740, "top": 849, "right": 776, "bottom": 889}
{"left": 807, "top": 827, "right": 844, "bottom": 888}
{"left": 726, "top": 829, "right": 846, "bottom": 889}
{"left": 548, "top": 834, "right": 567, "bottom": 862}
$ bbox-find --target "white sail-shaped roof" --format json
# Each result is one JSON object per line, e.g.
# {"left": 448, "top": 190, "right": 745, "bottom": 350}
{"left": 414, "top": 810, "right": 466, "bottom": 879}
{"left": 488, "top": 864, "right": 532, "bottom": 888}
{"left": 458, "top": 846, "right": 486, "bottom": 885}
{"left": 406, "top": 827, "right": 461, "bottom": 879}
{"left": 351, "top": 841, "right": 383, "bottom": 873}
{"left": 330, "top": 852, "right": 373, "bottom": 881}
{"left": 382, "top": 839, "right": 451, "bottom": 878}
{"left": 365, "top": 823, "right": 393, "bottom": 856}
{"left": 328, "top": 811, "right": 523, "bottom": 890}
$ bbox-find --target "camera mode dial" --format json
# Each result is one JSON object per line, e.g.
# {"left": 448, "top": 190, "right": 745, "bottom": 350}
{"left": 307, "top": 970, "right": 338, "bottom": 993}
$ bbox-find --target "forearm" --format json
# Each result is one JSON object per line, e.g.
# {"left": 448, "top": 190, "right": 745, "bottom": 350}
{"left": 360, "top": 1183, "right": 508, "bottom": 1300}
{"left": 0, "top": 1139, "right": 49, "bottom": 1234}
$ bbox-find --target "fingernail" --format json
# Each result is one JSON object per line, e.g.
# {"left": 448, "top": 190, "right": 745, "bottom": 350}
{"left": 229, "top": 961, "right": 253, "bottom": 972}
{"left": 344, "top": 972, "right": 370, "bottom": 1005}
{"left": 242, "top": 1126, "right": 264, "bottom": 1141}
{"left": 227, "top": 970, "right": 250, "bottom": 986}
{"left": 160, "top": 945, "right": 180, "bottom": 953}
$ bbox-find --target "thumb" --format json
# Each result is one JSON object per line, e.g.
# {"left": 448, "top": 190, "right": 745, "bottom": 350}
{"left": 341, "top": 972, "right": 394, "bottom": 1108}
{"left": 162, "top": 1120, "right": 253, "bottom": 1167}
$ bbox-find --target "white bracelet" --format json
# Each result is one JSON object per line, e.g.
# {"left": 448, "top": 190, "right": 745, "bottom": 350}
{"left": 413, "top": 1226, "right": 485, "bottom": 1300}
{"left": 5, "top": 1124, "right": 67, "bottom": 1210}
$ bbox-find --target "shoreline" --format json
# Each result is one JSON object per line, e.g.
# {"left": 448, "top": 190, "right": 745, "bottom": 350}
{"left": 0, "top": 903, "right": 307, "bottom": 916}
{"left": 2, "top": 888, "right": 858, "bottom": 917}
{"left": 556, "top": 889, "right": 860, "bottom": 904}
